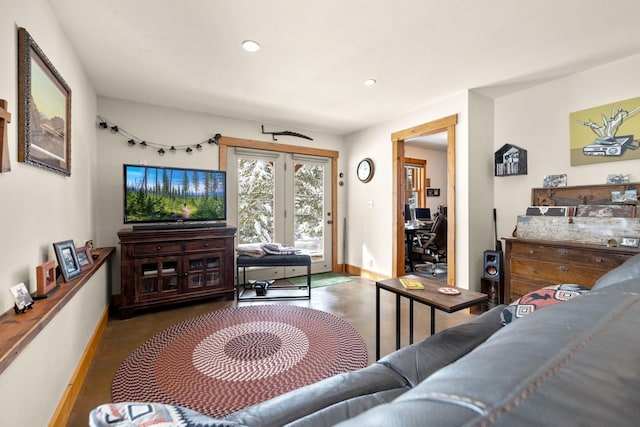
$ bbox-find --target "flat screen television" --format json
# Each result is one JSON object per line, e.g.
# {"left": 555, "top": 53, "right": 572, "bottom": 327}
{"left": 123, "top": 164, "right": 226, "bottom": 228}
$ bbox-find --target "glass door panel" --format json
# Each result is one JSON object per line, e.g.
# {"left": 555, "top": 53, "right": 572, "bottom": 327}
{"left": 136, "top": 259, "right": 179, "bottom": 301}
{"left": 237, "top": 158, "right": 276, "bottom": 245}
{"left": 185, "top": 254, "right": 222, "bottom": 291}
{"left": 292, "top": 158, "right": 329, "bottom": 264}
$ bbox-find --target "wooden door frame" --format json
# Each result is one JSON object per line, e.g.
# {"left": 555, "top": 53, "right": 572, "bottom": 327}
{"left": 391, "top": 114, "right": 458, "bottom": 284}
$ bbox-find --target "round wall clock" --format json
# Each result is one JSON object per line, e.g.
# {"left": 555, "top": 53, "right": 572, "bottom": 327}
{"left": 357, "top": 158, "right": 374, "bottom": 183}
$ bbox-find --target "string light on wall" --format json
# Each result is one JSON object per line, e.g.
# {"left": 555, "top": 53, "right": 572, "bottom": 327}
{"left": 96, "top": 115, "right": 221, "bottom": 155}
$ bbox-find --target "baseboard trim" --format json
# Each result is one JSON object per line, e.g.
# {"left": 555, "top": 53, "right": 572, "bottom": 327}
{"left": 344, "top": 263, "right": 360, "bottom": 276}
{"left": 49, "top": 305, "right": 109, "bottom": 427}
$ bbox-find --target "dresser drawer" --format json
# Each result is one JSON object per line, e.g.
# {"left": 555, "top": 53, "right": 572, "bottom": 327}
{"left": 133, "top": 242, "right": 183, "bottom": 256}
{"left": 510, "top": 243, "right": 627, "bottom": 269}
{"left": 509, "top": 279, "right": 545, "bottom": 301}
{"left": 183, "top": 239, "right": 225, "bottom": 252}
{"left": 510, "top": 257, "right": 608, "bottom": 287}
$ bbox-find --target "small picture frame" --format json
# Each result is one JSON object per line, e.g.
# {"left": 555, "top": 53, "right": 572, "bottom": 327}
{"left": 620, "top": 236, "right": 640, "bottom": 248}
{"left": 10, "top": 282, "right": 34, "bottom": 313}
{"left": 35, "top": 260, "right": 58, "bottom": 298}
{"left": 543, "top": 174, "right": 567, "bottom": 188}
{"left": 611, "top": 189, "right": 637, "bottom": 203}
{"left": 606, "top": 173, "right": 630, "bottom": 184}
{"left": 427, "top": 188, "right": 440, "bottom": 197}
{"left": 75, "top": 246, "right": 94, "bottom": 271}
{"left": 53, "top": 240, "right": 82, "bottom": 282}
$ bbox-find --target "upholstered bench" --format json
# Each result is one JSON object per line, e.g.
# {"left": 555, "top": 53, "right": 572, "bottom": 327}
{"left": 236, "top": 254, "right": 311, "bottom": 301}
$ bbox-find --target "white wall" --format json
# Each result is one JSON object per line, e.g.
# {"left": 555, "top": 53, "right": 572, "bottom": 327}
{"left": 96, "top": 97, "right": 346, "bottom": 292}
{"left": 494, "top": 53, "right": 640, "bottom": 242}
{"left": 468, "top": 92, "right": 497, "bottom": 285}
{"left": 0, "top": 0, "right": 102, "bottom": 424}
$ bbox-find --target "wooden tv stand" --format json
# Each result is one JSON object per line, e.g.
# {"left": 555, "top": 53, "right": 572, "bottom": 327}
{"left": 117, "top": 226, "right": 236, "bottom": 318}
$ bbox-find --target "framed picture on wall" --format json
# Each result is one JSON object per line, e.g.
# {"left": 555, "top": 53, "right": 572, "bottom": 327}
{"left": 569, "top": 96, "right": 640, "bottom": 166}
{"left": 17, "top": 27, "right": 72, "bottom": 176}
{"left": 427, "top": 188, "right": 440, "bottom": 197}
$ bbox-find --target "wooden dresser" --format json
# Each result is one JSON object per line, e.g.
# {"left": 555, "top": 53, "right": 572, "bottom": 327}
{"left": 503, "top": 237, "right": 640, "bottom": 303}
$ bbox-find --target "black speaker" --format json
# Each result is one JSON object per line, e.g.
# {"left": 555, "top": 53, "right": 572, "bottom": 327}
{"left": 482, "top": 250, "right": 503, "bottom": 281}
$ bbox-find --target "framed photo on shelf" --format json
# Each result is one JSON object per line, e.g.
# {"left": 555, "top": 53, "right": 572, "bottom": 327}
{"left": 620, "top": 237, "right": 640, "bottom": 248}
{"left": 10, "top": 282, "right": 34, "bottom": 312}
{"left": 543, "top": 174, "right": 567, "bottom": 188}
{"left": 75, "top": 246, "right": 94, "bottom": 271}
{"left": 35, "top": 260, "right": 58, "bottom": 298}
{"left": 17, "top": 27, "right": 72, "bottom": 176}
{"left": 53, "top": 240, "right": 82, "bottom": 282}
{"left": 606, "top": 173, "right": 630, "bottom": 184}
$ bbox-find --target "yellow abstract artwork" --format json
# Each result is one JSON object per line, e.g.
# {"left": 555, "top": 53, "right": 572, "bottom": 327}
{"left": 569, "top": 96, "right": 640, "bottom": 166}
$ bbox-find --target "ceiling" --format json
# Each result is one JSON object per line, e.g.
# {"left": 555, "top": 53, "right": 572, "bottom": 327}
{"left": 47, "top": 0, "right": 640, "bottom": 136}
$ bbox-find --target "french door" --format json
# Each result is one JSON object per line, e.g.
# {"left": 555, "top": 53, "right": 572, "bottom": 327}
{"left": 227, "top": 147, "right": 333, "bottom": 280}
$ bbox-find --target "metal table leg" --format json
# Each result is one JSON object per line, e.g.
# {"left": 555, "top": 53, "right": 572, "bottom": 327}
{"left": 396, "top": 294, "right": 401, "bottom": 350}
{"left": 375, "top": 285, "right": 381, "bottom": 360}
{"left": 430, "top": 306, "right": 436, "bottom": 335}
{"left": 409, "top": 299, "right": 414, "bottom": 345}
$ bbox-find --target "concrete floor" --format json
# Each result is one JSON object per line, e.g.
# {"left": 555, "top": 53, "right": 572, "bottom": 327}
{"left": 68, "top": 275, "right": 476, "bottom": 426}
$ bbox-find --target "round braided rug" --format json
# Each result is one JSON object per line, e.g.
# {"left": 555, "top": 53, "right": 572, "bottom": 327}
{"left": 112, "top": 305, "right": 368, "bottom": 418}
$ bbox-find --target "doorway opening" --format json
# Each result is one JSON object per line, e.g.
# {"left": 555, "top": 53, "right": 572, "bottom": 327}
{"left": 391, "top": 115, "right": 458, "bottom": 284}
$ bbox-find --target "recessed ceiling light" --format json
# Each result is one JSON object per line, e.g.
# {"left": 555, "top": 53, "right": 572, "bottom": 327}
{"left": 242, "top": 40, "right": 261, "bottom": 52}
{"left": 364, "top": 79, "right": 377, "bottom": 86}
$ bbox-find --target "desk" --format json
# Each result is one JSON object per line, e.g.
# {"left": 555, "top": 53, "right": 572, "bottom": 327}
{"left": 375, "top": 275, "right": 488, "bottom": 359}
{"left": 404, "top": 222, "right": 432, "bottom": 271}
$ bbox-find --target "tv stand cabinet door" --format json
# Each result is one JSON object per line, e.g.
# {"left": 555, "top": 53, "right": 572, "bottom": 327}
{"left": 134, "top": 257, "right": 181, "bottom": 302}
{"left": 182, "top": 252, "right": 225, "bottom": 294}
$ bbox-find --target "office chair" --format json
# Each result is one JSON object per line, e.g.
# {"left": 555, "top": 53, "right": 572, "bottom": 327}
{"left": 412, "top": 213, "right": 447, "bottom": 277}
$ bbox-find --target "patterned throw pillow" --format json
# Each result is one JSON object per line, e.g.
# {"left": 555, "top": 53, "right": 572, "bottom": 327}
{"left": 500, "top": 284, "right": 591, "bottom": 325}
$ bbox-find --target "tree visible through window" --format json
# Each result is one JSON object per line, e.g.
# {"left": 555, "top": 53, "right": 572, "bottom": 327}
{"left": 294, "top": 163, "right": 324, "bottom": 255}
{"left": 237, "top": 159, "right": 274, "bottom": 245}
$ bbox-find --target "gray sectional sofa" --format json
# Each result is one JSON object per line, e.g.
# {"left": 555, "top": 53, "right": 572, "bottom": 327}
{"left": 90, "top": 253, "right": 640, "bottom": 426}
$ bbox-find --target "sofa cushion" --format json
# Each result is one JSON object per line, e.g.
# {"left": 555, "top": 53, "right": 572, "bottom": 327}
{"left": 379, "top": 304, "right": 505, "bottom": 387}
{"left": 593, "top": 252, "right": 640, "bottom": 289}
{"left": 500, "top": 284, "right": 590, "bottom": 325}
{"left": 224, "top": 363, "right": 410, "bottom": 427}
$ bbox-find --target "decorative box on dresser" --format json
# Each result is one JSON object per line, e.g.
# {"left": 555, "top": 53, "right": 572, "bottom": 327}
{"left": 503, "top": 237, "right": 640, "bottom": 303}
{"left": 117, "top": 226, "right": 236, "bottom": 318}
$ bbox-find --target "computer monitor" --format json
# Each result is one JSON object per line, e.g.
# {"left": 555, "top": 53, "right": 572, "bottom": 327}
{"left": 404, "top": 204, "right": 412, "bottom": 222}
{"left": 415, "top": 208, "right": 431, "bottom": 220}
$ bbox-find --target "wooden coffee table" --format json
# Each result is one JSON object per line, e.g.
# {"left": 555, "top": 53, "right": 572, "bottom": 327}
{"left": 375, "top": 275, "right": 488, "bottom": 359}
